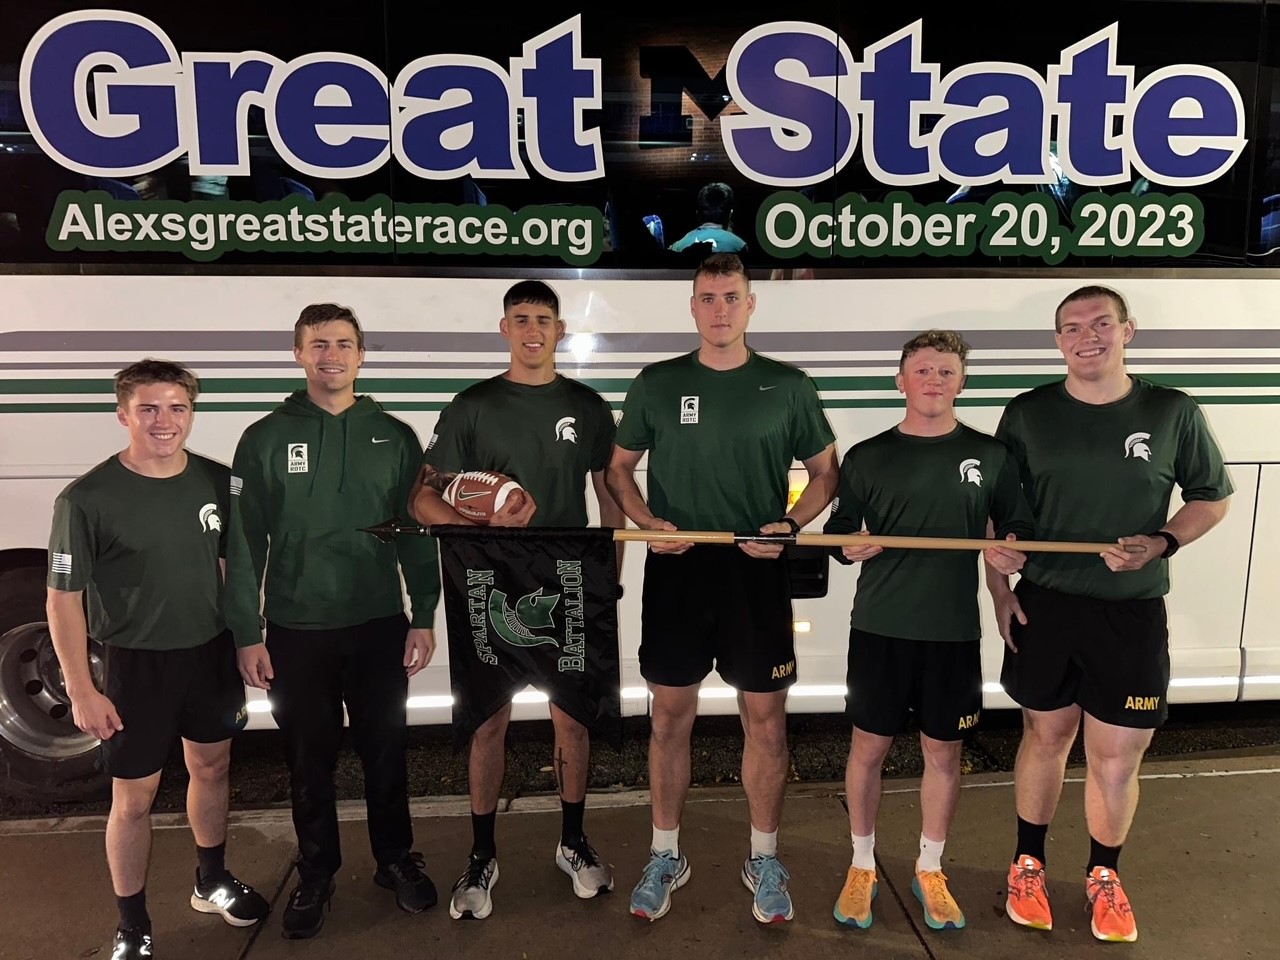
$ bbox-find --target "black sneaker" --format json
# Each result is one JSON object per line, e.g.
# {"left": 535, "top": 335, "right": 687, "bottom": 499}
{"left": 281, "top": 874, "right": 335, "bottom": 940}
{"left": 191, "top": 870, "right": 271, "bottom": 927}
{"left": 111, "top": 927, "right": 152, "bottom": 959}
{"left": 374, "top": 851, "right": 438, "bottom": 914}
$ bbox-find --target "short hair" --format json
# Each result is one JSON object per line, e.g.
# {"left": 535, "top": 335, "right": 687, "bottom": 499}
{"left": 693, "top": 252, "right": 750, "bottom": 287}
{"left": 294, "top": 303, "right": 364, "bottom": 351}
{"left": 114, "top": 358, "right": 200, "bottom": 405}
{"left": 695, "top": 182, "right": 734, "bottom": 224}
{"left": 898, "top": 329, "right": 970, "bottom": 372}
{"left": 1054, "top": 285, "right": 1130, "bottom": 332}
{"left": 503, "top": 279, "right": 560, "bottom": 316}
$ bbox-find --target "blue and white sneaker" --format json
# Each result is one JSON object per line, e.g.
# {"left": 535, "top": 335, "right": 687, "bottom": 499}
{"left": 741, "top": 855, "right": 795, "bottom": 923}
{"left": 629, "top": 848, "right": 690, "bottom": 921}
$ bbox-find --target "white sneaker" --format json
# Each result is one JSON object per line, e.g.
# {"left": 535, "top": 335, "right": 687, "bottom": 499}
{"left": 556, "top": 836, "right": 615, "bottom": 899}
{"left": 448, "top": 854, "right": 498, "bottom": 920}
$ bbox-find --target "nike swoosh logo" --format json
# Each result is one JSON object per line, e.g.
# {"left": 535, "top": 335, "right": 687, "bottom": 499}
{"left": 371, "top": 438, "right": 391, "bottom": 444}
{"left": 457, "top": 490, "right": 490, "bottom": 500}
{"left": 759, "top": 385, "right": 778, "bottom": 391}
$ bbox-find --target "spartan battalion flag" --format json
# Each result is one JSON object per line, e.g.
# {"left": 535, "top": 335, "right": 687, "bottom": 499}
{"left": 435, "top": 525, "right": 621, "bottom": 746}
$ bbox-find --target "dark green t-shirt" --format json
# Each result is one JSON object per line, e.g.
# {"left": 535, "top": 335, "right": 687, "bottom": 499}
{"left": 423, "top": 375, "right": 616, "bottom": 527}
{"left": 47, "top": 452, "right": 229, "bottom": 650}
{"left": 615, "top": 350, "right": 835, "bottom": 531}
{"left": 824, "top": 425, "right": 1035, "bottom": 641}
{"left": 996, "top": 378, "right": 1234, "bottom": 600}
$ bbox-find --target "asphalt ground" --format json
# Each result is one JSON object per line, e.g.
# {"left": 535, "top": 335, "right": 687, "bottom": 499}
{"left": 4, "top": 701, "right": 1280, "bottom": 820}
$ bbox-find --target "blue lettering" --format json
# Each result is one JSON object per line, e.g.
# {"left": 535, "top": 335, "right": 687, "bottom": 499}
{"left": 1051, "top": 31, "right": 1130, "bottom": 184}
{"left": 185, "top": 56, "right": 277, "bottom": 173}
{"left": 859, "top": 26, "right": 934, "bottom": 184}
{"left": 516, "top": 18, "right": 602, "bottom": 180}
{"left": 936, "top": 69, "right": 1047, "bottom": 182}
{"left": 1131, "top": 71, "right": 1246, "bottom": 185}
{"left": 723, "top": 25, "right": 854, "bottom": 186}
{"left": 20, "top": 11, "right": 181, "bottom": 175}
{"left": 397, "top": 63, "right": 523, "bottom": 178}
{"left": 269, "top": 56, "right": 390, "bottom": 177}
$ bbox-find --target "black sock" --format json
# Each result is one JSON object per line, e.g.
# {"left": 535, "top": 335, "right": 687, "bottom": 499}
{"left": 197, "top": 842, "right": 228, "bottom": 885}
{"left": 560, "top": 800, "right": 586, "bottom": 847}
{"left": 117, "top": 890, "right": 150, "bottom": 932}
{"left": 1015, "top": 816, "right": 1049, "bottom": 866}
{"left": 471, "top": 811, "right": 497, "bottom": 860}
{"left": 1088, "top": 836, "right": 1122, "bottom": 873}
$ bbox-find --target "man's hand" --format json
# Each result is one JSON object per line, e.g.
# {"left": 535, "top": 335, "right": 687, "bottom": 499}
{"left": 237, "top": 644, "right": 274, "bottom": 690}
{"left": 404, "top": 628, "right": 436, "bottom": 678}
{"left": 992, "top": 588, "right": 1028, "bottom": 652}
{"left": 841, "top": 530, "right": 884, "bottom": 563}
{"left": 1102, "top": 536, "right": 1162, "bottom": 573}
{"left": 740, "top": 520, "right": 791, "bottom": 559}
{"left": 70, "top": 688, "right": 124, "bottom": 741}
{"left": 984, "top": 533, "right": 1027, "bottom": 576}
{"left": 488, "top": 489, "right": 537, "bottom": 527}
{"left": 645, "top": 518, "right": 694, "bottom": 555}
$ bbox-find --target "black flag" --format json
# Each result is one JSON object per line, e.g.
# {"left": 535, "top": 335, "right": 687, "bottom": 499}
{"left": 435, "top": 525, "right": 621, "bottom": 747}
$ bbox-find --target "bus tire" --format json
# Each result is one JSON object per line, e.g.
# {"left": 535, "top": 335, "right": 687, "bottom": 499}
{"left": 0, "top": 552, "right": 109, "bottom": 802}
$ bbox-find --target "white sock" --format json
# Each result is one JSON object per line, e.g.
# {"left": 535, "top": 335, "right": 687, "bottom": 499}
{"left": 652, "top": 825, "right": 680, "bottom": 858}
{"left": 917, "top": 834, "right": 946, "bottom": 873}
{"left": 750, "top": 826, "right": 778, "bottom": 859}
{"left": 851, "top": 832, "right": 875, "bottom": 870}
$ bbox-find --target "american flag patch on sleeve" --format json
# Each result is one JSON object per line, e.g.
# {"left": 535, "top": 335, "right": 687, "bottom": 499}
{"left": 51, "top": 552, "right": 72, "bottom": 575}
{"left": 230, "top": 476, "right": 243, "bottom": 496}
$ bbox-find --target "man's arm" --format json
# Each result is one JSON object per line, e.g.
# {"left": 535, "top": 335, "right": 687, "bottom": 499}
{"left": 225, "top": 438, "right": 274, "bottom": 688}
{"left": 591, "top": 468, "right": 627, "bottom": 572}
{"left": 605, "top": 445, "right": 692, "bottom": 554}
{"left": 1103, "top": 497, "right": 1231, "bottom": 572}
{"left": 741, "top": 442, "right": 839, "bottom": 559}
{"left": 409, "top": 463, "right": 467, "bottom": 525}
{"left": 47, "top": 588, "right": 122, "bottom": 740}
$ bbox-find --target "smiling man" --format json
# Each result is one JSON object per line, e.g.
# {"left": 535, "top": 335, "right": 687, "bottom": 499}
{"left": 46, "top": 360, "right": 268, "bottom": 960}
{"left": 607, "top": 253, "right": 839, "bottom": 925}
{"left": 407, "top": 279, "right": 625, "bottom": 920}
{"left": 225, "top": 303, "right": 441, "bottom": 939}
{"left": 822, "top": 331, "right": 1034, "bottom": 933}
{"left": 985, "top": 285, "right": 1234, "bottom": 943}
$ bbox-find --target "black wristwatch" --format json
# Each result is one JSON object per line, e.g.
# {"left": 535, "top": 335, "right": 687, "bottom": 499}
{"left": 1152, "top": 530, "right": 1180, "bottom": 558}
{"left": 776, "top": 516, "right": 801, "bottom": 535}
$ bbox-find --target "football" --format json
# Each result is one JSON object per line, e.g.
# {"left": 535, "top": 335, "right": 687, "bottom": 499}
{"left": 442, "top": 471, "right": 525, "bottom": 524}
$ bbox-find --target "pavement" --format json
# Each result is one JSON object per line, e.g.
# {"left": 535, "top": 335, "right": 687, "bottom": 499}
{"left": 2, "top": 752, "right": 1275, "bottom": 960}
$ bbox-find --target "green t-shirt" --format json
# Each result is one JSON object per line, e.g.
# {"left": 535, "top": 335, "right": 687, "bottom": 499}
{"left": 615, "top": 350, "right": 835, "bottom": 531}
{"left": 996, "top": 378, "right": 1234, "bottom": 600}
{"left": 824, "top": 425, "right": 1035, "bottom": 641}
{"left": 423, "top": 375, "right": 616, "bottom": 527}
{"left": 47, "top": 452, "right": 229, "bottom": 650}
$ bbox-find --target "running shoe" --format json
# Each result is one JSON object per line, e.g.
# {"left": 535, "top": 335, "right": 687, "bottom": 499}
{"left": 833, "top": 864, "right": 877, "bottom": 929}
{"left": 1086, "top": 866, "right": 1137, "bottom": 942}
{"left": 556, "top": 835, "right": 615, "bottom": 899}
{"left": 629, "top": 849, "right": 690, "bottom": 921}
{"left": 1006, "top": 854, "right": 1053, "bottom": 930}
{"left": 190, "top": 870, "right": 271, "bottom": 926}
{"left": 449, "top": 853, "right": 499, "bottom": 920}
{"left": 741, "top": 854, "right": 794, "bottom": 924}
{"left": 111, "top": 928, "right": 152, "bottom": 960}
{"left": 912, "top": 869, "right": 966, "bottom": 930}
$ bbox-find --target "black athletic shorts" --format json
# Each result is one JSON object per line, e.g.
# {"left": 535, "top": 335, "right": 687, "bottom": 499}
{"left": 999, "top": 579, "right": 1170, "bottom": 729}
{"left": 846, "top": 629, "right": 983, "bottom": 742}
{"left": 639, "top": 547, "right": 796, "bottom": 692}
{"left": 101, "top": 630, "right": 248, "bottom": 779}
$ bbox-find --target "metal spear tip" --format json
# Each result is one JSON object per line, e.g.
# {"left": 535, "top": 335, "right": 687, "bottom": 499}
{"left": 361, "top": 517, "right": 407, "bottom": 542}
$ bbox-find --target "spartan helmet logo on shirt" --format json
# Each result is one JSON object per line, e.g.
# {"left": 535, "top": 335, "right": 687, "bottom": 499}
{"left": 555, "top": 416, "right": 578, "bottom": 443}
{"left": 199, "top": 503, "right": 222, "bottom": 533}
{"left": 959, "top": 458, "right": 983, "bottom": 487}
{"left": 1125, "top": 432, "right": 1153, "bottom": 460}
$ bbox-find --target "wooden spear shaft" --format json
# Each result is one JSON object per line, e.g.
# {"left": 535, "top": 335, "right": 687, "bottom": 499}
{"left": 612, "top": 529, "right": 1120, "bottom": 554}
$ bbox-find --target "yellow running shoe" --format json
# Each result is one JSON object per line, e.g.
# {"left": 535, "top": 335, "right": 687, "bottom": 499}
{"left": 912, "top": 869, "right": 966, "bottom": 930}
{"left": 1086, "top": 867, "right": 1137, "bottom": 942}
{"left": 832, "top": 865, "right": 877, "bottom": 929}
{"left": 1006, "top": 855, "right": 1053, "bottom": 930}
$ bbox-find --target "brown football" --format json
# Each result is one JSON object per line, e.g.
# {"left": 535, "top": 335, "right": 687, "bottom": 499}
{"left": 442, "top": 471, "right": 525, "bottom": 524}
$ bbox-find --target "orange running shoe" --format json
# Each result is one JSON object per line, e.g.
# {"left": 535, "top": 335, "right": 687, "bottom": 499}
{"left": 912, "top": 869, "right": 965, "bottom": 930}
{"left": 1086, "top": 866, "right": 1137, "bottom": 942}
{"left": 1006, "top": 855, "right": 1053, "bottom": 930}
{"left": 832, "top": 865, "right": 877, "bottom": 929}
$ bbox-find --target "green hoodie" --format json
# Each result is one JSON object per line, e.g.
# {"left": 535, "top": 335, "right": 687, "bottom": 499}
{"left": 224, "top": 391, "right": 439, "bottom": 647}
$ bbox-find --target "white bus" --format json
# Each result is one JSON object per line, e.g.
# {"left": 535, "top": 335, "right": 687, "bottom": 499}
{"left": 2, "top": 270, "right": 1277, "bottom": 799}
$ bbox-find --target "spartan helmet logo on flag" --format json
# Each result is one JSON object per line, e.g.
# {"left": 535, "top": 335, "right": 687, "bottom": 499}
{"left": 555, "top": 416, "right": 578, "bottom": 443}
{"left": 958, "top": 458, "right": 983, "bottom": 487}
{"left": 1125, "top": 432, "right": 1153, "bottom": 460}
{"left": 198, "top": 502, "right": 222, "bottom": 532}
